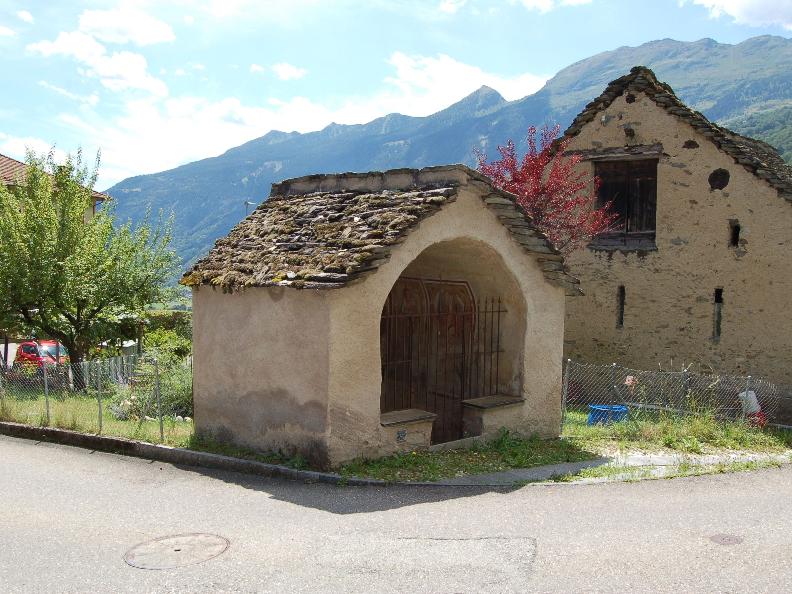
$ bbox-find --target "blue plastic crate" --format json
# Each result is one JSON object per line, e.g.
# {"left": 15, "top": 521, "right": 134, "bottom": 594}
{"left": 587, "top": 404, "right": 629, "bottom": 425}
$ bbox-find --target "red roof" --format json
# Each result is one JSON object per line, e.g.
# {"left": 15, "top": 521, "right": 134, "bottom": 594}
{"left": 0, "top": 152, "right": 108, "bottom": 201}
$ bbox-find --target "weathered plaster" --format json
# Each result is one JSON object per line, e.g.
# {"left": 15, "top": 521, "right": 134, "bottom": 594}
{"left": 193, "top": 173, "right": 567, "bottom": 467}
{"left": 325, "top": 186, "right": 565, "bottom": 464}
{"left": 192, "top": 287, "right": 332, "bottom": 466}
{"left": 565, "top": 92, "right": 792, "bottom": 386}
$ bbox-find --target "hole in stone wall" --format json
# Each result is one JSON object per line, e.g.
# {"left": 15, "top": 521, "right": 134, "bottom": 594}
{"left": 617, "top": 285, "right": 626, "bottom": 328}
{"left": 683, "top": 140, "right": 699, "bottom": 149}
{"left": 625, "top": 93, "right": 636, "bottom": 103}
{"left": 729, "top": 220, "right": 741, "bottom": 247}
{"left": 709, "top": 168, "right": 730, "bottom": 190}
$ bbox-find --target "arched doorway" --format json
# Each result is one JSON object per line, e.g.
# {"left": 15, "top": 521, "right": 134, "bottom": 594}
{"left": 380, "top": 239, "right": 525, "bottom": 444}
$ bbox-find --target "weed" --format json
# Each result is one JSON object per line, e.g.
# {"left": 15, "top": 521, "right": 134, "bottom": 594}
{"left": 338, "top": 430, "right": 598, "bottom": 482}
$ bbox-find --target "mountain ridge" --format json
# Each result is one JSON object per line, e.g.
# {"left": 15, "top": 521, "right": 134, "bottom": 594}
{"left": 107, "top": 35, "right": 792, "bottom": 267}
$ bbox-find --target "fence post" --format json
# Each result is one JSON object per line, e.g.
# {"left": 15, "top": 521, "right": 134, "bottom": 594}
{"left": 610, "top": 363, "right": 618, "bottom": 422}
{"left": 154, "top": 358, "right": 164, "bottom": 442}
{"left": 0, "top": 358, "right": 5, "bottom": 404}
{"left": 742, "top": 375, "right": 752, "bottom": 421}
{"left": 96, "top": 360, "right": 103, "bottom": 434}
{"left": 561, "top": 359, "right": 571, "bottom": 433}
{"left": 682, "top": 369, "right": 690, "bottom": 413}
{"left": 43, "top": 362, "right": 50, "bottom": 426}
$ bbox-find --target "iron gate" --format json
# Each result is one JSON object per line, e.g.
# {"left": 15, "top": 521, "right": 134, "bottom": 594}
{"left": 380, "top": 278, "right": 506, "bottom": 443}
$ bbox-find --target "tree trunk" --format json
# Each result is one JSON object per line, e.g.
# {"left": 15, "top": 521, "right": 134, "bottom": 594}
{"left": 65, "top": 342, "right": 87, "bottom": 392}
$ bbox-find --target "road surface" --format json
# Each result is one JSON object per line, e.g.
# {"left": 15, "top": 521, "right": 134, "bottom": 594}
{"left": 1, "top": 434, "right": 791, "bottom": 593}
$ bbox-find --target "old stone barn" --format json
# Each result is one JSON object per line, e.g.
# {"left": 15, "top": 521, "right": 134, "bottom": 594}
{"left": 183, "top": 165, "right": 576, "bottom": 466}
{"left": 562, "top": 67, "right": 792, "bottom": 387}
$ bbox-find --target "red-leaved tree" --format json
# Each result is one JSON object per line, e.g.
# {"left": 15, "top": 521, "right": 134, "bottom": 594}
{"left": 477, "top": 124, "right": 618, "bottom": 253}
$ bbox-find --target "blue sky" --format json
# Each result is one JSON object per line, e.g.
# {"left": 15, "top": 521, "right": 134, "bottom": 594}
{"left": 0, "top": 0, "right": 790, "bottom": 188}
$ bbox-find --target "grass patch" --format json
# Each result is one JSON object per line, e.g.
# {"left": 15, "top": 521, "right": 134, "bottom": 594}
{"left": 562, "top": 409, "right": 792, "bottom": 454}
{"left": 553, "top": 464, "right": 653, "bottom": 483}
{"left": 666, "top": 458, "right": 783, "bottom": 479}
{"left": 0, "top": 391, "right": 310, "bottom": 469}
{"left": 0, "top": 391, "right": 193, "bottom": 447}
{"left": 550, "top": 458, "right": 784, "bottom": 484}
{"left": 338, "top": 430, "right": 598, "bottom": 483}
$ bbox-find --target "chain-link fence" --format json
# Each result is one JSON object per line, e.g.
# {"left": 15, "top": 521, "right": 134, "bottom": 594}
{"left": 562, "top": 359, "right": 788, "bottom": 429}
{"left": 0, "top": 354, "right": 193, "bottom": 443}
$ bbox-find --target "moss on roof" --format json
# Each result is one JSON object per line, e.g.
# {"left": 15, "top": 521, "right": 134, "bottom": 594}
{"left": 182, "top": 165, "right": 580, "bottom": 294}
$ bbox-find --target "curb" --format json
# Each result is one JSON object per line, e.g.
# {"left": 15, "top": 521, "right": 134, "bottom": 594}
{"left": 3, "top": 421, "right": 785, "bottom": 488}
{"left": 0, "top": 421, "right": 386, "bottom": 487}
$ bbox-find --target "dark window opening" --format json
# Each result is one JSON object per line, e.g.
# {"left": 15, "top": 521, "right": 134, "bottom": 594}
{"left": 617, "top": 285, "right": 626, "bottom": 328}
{"left": 713, "top": 288, "right": 723, "bottom": 341}
{"left": 593, "top": 159, "right": 658, "bottom": 248}
{"left": 729, "top": 221, "right": 741, "bottom": 247}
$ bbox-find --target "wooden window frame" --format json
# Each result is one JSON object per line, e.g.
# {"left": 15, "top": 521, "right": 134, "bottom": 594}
{"left": 591, "top": 158, "right": 658, "bottom": 250}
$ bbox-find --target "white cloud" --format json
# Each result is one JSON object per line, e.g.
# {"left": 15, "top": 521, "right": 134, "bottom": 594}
{"left": 16, "top": 10, "right": 34, "bottom": 24}
{"left": 174, "top": 68, "right": 186, "bottom": 76}
{"left": 78, "top": 4, "right": 175, "bottom": 46}
{"left": 249, "top": 63, "right": 265, "bottom": 73}
{"left": 28, "top": 32, "right": 168, "bottom": 96}
{"left": 42, "top": 51, "right": 547, "bottom": 187}
{"left": 191, "top": 62, "right": 205, "bottom": 71}
{"left": 183, "top": 15, "right": 195, "bottom": 25}
{"left": 0, "top": 25, "right": 15, "bottom": 37}
{"left": 438, "top": 0, "right": 466, "bottom": 14}
{"left": 202, "top": 0, "right": 323, "bottom": 22}
{"left": 514, "top": 0, "right": 592, "bottom": 12}
{"left": 38, "top": 81, "right": 99, "bottom": 106}
{"left": 0, "top": 133, "right": 68, "bottom": 164}
{"left": 688, "top": 0, "right": 792, "bottom": 29}
{"left": 383, "top": 52, "right": 547, "bottom": 107}
{"left": 272, "top": 62, "right": 307, "bottom": 80}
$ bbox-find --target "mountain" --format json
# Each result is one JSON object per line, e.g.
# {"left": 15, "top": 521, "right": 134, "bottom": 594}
{"left": 107, "top": 35, "right": 792, "bottom": 268}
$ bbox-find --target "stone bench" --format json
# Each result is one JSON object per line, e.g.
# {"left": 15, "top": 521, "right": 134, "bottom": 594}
{"left": 462, "top": 395, "right": 525, "bottom": 438}
{"left": 380, "top": 409, "right": 437, "bottom": 453}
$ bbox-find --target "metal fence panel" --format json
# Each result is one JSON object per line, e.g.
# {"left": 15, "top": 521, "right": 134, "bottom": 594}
{"left": 0, "top": 354, "right": 191, "bottom": 443}
{"left": 562, "top": 359, "right": 785, "bottom": 427}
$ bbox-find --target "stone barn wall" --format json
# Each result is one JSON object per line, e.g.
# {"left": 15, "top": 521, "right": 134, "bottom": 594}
{"left": 564, "top": 91, "right": 792, "bottom": 387}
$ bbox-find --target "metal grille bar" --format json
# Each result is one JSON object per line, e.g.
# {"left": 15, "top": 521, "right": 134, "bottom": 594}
{"left": 381, "top": 285, "right": 507, "bottom": 443}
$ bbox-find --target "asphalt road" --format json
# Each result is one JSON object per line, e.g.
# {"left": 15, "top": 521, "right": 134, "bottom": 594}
{"left": 2, "top": 434, "right": 792, "bottom": 593}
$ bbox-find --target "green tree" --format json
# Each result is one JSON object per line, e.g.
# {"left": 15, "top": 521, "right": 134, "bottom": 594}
{"left": 0, "top": 150, "right": 177, "bottom": 383}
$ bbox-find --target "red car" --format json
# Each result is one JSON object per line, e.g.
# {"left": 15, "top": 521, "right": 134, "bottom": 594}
{"left": 14, "top": 340, "right": 69, "bottom": 367}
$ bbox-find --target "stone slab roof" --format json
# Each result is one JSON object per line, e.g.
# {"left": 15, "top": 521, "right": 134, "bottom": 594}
{"left": 563, "top": 66, "right": 792, "bottom": 203}
{"left": 182, "top": 164, "right": 580, "bottom": 294}
{"left": 0, "top": 152, "right": 109, "bottom": 202}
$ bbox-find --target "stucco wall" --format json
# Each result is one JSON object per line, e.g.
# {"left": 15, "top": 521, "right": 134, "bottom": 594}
{"left": 565, "top": 93, "right": 792, "bottom": 386}
{"left": 325, "top": 186, "right": 566, "bottom": 463}
{"left": 192, "top": 286, "right": 332, "bottom": 466}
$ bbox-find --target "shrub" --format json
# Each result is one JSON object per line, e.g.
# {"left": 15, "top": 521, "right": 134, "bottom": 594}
{"left": 158, "top": 362, "right": 193, "bottom": 417}
{"left": 146, "top": 310, "right": 191, "bottom": 338}
{"left": 109, "top": 358, "right": 193, "bottom": 420}
{"left": 143, "top": 327, "right": 191, "bottom": 364}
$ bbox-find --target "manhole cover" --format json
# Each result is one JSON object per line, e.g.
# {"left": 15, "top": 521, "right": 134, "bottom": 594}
{"left": 709, "top": 533, "right": 743, "bottom": 546}
{"left": 124, "top": 533, "right": 229, "bottom": 570}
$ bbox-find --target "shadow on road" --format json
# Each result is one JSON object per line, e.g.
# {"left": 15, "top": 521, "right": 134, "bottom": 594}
{"left": 172, "top": 463, "right": 522, "bottom": 514}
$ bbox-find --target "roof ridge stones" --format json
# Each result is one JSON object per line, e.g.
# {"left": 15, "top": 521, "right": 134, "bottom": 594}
{"left": 563, "top": 66, "right": 792, "bottom": 203}
{"left": 182, "top": 164, "right": 581, "bottom": 295}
